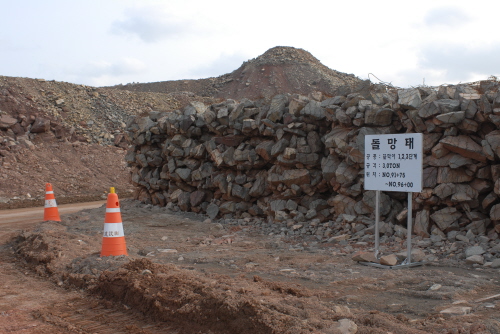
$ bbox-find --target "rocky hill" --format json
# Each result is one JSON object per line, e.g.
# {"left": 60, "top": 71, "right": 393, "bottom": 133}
{"left": 110, "top": 46, "right": 364, "bottom": 101}
{"left": 0, "top": 76, "right": 219, "bottom": 208}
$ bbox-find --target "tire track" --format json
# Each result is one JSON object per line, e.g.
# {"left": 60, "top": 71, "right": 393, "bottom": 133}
{"left": 35, "top": 297, "right": 177, "bottom": 334}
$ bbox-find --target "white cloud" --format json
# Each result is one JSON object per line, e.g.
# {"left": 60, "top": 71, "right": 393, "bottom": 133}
{"left": 111, "top": 5, "right": 193, "bottom": 43}
{"left": 86, "top": 58, "right": 146, "bottom": 76}
{"left": 189, "top": 52, "right": 248, "bottom": 78}
{"left": 417, "top": 43, "right": 500, "bottom": 83}
{"left": 423, "top": 6, "right": 471, "bottom": 28}
{"left": 69, "top": 57, "right": 147, "bottom": 86}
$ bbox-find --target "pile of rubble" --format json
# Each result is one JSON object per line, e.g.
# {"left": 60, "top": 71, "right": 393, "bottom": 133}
{"left": 114, "top": 46, "right": 363, "bottom": 102}
{"left": 125, "top": 80, "right": 500, "bottom": 264}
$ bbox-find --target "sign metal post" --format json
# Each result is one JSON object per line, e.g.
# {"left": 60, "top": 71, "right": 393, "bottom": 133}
{"left": 362, "top": 133, "right": 424, "bottom": 269}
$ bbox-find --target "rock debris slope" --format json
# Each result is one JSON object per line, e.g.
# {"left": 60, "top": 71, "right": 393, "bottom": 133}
{"left": 0, "top": 75, "right": 218, "bottom": 207}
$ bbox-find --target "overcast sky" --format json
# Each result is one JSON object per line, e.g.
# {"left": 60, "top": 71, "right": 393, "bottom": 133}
{"left": 1, "top": 0, "right": 499, "bottom": 88}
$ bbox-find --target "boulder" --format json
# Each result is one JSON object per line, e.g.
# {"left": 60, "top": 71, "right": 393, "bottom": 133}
{"left": 300, "top": 100, "right": 325, "bottom": 120}
{"left": 380, "top": 254, "right": 398, "bottom": 266}
{"left": 490, "top": 203, "right": 500, "bottom": 220}
{"left": 30, "top": 118, "right": 51, "bottom": 133}
{"left": 414, "top": 209, "right": 430, "bottom": 238}
{"left": 206, "top": 203, "right": 219, "bottom": 219}
{"left": 281, "top": 169, "right": 310, "bottom": 187}
{"left": 365, "top": 107, "right": 393, "bottom": 126}
{"left": 439, "top": 135, "right": 486, "bottom": 162}
{"left": 430, "top": 207, "right": 462, "bottom": 231}
{"left": 0, "top": 115, "right": 17, "bottom": 129}
{"left": 485, "top": 130, "right": 500, "bottom": 159}
{"left": 437, "top": 167, "right": 474, "bottom": 183}
{"left": 329, "top": 194, "right": 357, "bottom": 216}
{"left": 436, "top": 110, "right": 465, "bottom": 124}
{"left": 352, "top": 251, "right": 377, "bottom": 263}
{"left": 398, "top": 88, "right": 422, "bottom": 110}
{"left": 190, "top": 190, "right": 205, "bottom": 207}
{"left": 267, "top": 94, "right": 288, "bottom": 122}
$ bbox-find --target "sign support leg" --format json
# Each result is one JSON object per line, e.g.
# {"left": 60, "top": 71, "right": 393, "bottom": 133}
{"left": 406, "top": 192, "right": 412, "bottom": 264}
{"left": 375, "top": 190, "right": 380, "bottom": 259}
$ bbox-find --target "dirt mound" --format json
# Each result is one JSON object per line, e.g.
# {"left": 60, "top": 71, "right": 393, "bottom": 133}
{"left": 111, "top": 46, "right": 364, "bottom": 101}
{"left": 0, "top": 76, "right": 220, "bottom": 208}
{"left": 220, "top": 46, "right": 363, "bottom": 101}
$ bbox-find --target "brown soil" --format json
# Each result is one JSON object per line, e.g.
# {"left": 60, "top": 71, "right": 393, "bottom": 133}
{"left": 1, "top": 200, "right": 499, "bottom": 333}
{"left": 0, "top": 140, "right": 132, "bottom": 209}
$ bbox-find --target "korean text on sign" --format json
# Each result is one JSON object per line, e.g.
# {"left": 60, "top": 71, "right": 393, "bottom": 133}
{"left": 364, "top": 133, "right": 423, "bottom": 192}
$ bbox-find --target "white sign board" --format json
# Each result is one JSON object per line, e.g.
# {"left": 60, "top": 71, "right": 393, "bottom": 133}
{"left": 364, "top": 133, "right": 423, "bottom": 192}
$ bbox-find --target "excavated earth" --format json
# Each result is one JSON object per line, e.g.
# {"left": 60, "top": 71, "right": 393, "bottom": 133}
{"left": 2, "top": 200, "right": 500, "bottom": 333}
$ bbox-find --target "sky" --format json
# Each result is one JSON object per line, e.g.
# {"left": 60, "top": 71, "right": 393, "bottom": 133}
{"left": 1, "top": 0, "right": 499, "bottom": 88}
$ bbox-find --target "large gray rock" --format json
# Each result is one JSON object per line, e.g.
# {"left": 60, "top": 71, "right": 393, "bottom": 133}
{"left": 398, "top": 88, "right": 422, "bottom": 110}
{"left": 300, "top": 100, "right": 325, "bottom": 120}
{"left": 136, "top": 116, "right": 157, "bottom": 133}
{"left": 321, "top": 155, "right": 341, "bottom": 182}
{"left": 175, "top": 168, "right": 192, "bottom": 182}
{"left": 485, "top": 130, "right": 500, "bottom": 159}
{"left": 328, "top": 194, "right": 357, "bottom": 216}
{"left": 267, "top": 94, "right": 288, "bottom": 122}
{"left": 418, "top": 101, "right": 441, "bottom": 118}
{"left": 465, "top": 255, "right": 484, "bottom": 265}
{"left": 255, "top": 140, "right": 275, "bottom": 161}
{"left": 271, "top": 138, "right": 289, "bottom": 157}
{"left": 362, "top": 191, "right": 391, "bottom": 215}
{"left": 364, "top": 107, "right": 393, "bottom": 126}
{"left": 206, "top": 203, "right": 219, "bottom": 219}
{"left": 232, "top": 184, "right": 250, "bottom": 201}
{"left": 219, "top": 201, "right": 236, "bottom": 214}
{"left": 430, "top": 207, "right": 462, "bottom": 230}
{"left": 177, "top": 192, "right": 191, "bottom": 211}
{"left": 335, "top": 161, "right": 358, "bottom": 186}
{"left": 436, "top": 99, "right": 461, "bottom": 113}
{"left": 288, "top": 96, "right": 309, "bottom": 116}
{"left": 281, "top": 169, "right": 311, "bottom": 187}
{"left": 189, "top": 190, "right": 205, "bottom": 207}
{"left": 270, "top": 200, "right": 286, "bottom": 213}
{"left": 490, "top": 203, "right": 500, "bottom": 220}
{"left": 307, "top": 131, "right": 322, "bottom": 153}
{"left": 437, "top": 167, "right": 474, "bottom": 183}
{"left": 249, "top": 171, "right": 268, "bottom": 197}
{"left": 436, "top": 111, "right": 465, "bottom": 124}
{"left": 414, "top": 209, "right": 430, "bottom": 238}
{"left": 439, "top": 135, "right": 486, "bottom": 162}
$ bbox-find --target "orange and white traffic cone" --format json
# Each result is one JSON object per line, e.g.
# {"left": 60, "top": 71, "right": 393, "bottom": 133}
{"left": 101, "top": 187, "right": 128, "bottom": 257}
{"left": 44, "top": 183, "right": 61, "bottom": 221}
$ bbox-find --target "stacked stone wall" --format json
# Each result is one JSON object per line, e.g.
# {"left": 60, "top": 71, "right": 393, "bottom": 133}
{"left": 126, "top": 81, "right": 500, "bottom": 241}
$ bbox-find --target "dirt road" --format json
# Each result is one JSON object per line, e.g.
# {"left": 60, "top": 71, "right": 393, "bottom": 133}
{"left": 0, "top": 201, "right": 107, "bottom": 226}
{"left": 1, "top": 199, "right": 500, "bottom": 333}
